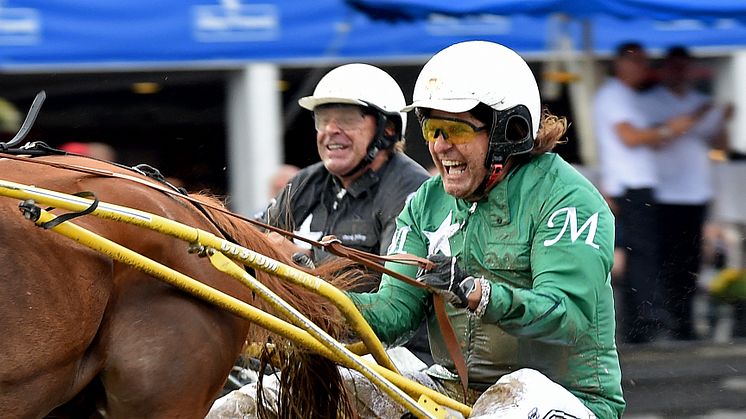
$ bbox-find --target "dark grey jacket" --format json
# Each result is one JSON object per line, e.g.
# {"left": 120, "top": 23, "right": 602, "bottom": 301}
{"left": 262, "top": 153, "right": 429, "bottom": 274}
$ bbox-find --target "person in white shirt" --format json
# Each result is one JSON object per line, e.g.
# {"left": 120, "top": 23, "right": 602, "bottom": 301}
{"left": 593, "top": 42, "right": 697, "bottom": 344}
{"left": 640, "top": 46, "right": 732, "bottom": 340}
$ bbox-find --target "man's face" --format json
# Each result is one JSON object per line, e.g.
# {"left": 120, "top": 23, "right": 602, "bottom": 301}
{"left": 616, "top": 48, "right": 650, "bottom": 88}
{"left": 424, "top": 110, "right": 489, "bottom": 199}
{"left": 661, "top": 56, "right": 691, "bottom": 88}
{"left": 314, "top": 105, "right": 377, "bottom": 177}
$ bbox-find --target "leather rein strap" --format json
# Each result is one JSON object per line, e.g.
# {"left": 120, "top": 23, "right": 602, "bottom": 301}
{"left": 0, "top": 153, "right": 470, "bottom": 399}
{"left": 322, "top": 240, "right": 469, "bottom": 399}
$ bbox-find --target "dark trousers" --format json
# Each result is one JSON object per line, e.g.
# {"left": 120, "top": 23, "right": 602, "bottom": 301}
{"left": 404, "top": 321, "right": 434, "bottom": 366}
{"left": 658, "top": 203, "right": 707, "bottom": 340}
{"left": 615, "top": 188, "right": 664, "bottom": 343}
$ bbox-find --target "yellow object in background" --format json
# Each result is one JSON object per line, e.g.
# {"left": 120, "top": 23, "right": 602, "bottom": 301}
{"left": 0, "top": 98, "right": 21, "bottom": 134}
{"left": 709, "top": 268, "right": 746, "bottom": 302}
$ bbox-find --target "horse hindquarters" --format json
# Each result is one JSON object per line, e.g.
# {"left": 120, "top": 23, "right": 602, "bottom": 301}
{"left": 95, "top": 268, "right": 250, "bottom": 419}
{"left": 0, "top": 208, "right": 113, "bottom": 418}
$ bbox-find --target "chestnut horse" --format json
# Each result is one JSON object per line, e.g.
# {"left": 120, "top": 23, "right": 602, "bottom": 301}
{"left": 0, "top": 155, "right": 350, "bottom": 418}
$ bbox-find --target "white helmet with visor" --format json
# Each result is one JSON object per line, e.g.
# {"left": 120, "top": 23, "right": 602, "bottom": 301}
{"left": 299, "top": 63, "right": 407, "bottom": 139}
{"left": 404, "top": 41, "right": 541, "bottom": 168}
{"left": 299, "top": 63, "right": 407, "bottom": 176}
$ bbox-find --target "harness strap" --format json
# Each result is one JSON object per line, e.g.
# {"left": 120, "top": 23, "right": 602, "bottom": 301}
{"left": 0, "top": 90, "right": 46, "bottom": 151}
{"left": 324, "top": 238, "right": 469, "bottom": 399}
{"left": 433, "top": 296, "right": 469, "bottom": 401}
{"left": 39, "top": 192, "right": 99, "bottom": 229}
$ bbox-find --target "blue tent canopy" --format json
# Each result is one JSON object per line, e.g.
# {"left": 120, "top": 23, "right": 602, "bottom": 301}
{"left": 0, "top": 1, "right": 343, "bottom": 69}
{"left": 346, "top": 0, "right": 746, "bottom": 55}
{"left": 0, "top": 0, "right": 561, "bottom": 70}
{"left": 590, "top": 15, "right": 746, "bottom": 54}
{"left": 1, "top": 0, "right": 745, "bottom": 71}
{"left": 347, "top": 0, "right": 746, "bottom": 22}
{"left": 585, "top": 0, "right": 746, "bottom": 22}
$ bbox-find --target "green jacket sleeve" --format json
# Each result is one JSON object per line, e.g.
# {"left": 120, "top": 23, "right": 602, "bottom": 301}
{"left": 347, "top": 193, "right": 431, "bottom": 345}
{"left": 481, "top": 184, "right": 615, "bottom": 344}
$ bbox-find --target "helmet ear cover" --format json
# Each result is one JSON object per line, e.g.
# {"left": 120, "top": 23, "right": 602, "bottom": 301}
{"left": 485, "top": 104, "right": 535, "bottom": 168}
{"left": 361, "top": 101, "right": 403, "bottom": 149}
{"left": 362, "top": 112, "right": 391, "bottom": 164}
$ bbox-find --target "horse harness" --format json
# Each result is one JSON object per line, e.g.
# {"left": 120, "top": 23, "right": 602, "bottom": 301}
{"left": 0, "top": 119, "right": 471, "bottom": 401}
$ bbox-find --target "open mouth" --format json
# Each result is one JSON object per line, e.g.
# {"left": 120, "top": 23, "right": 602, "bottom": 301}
{"left": 327, "top": 143, "right": 348, "bottom": 151}
{"left": 442, "top": 160, "right": 467, "bottom": 175}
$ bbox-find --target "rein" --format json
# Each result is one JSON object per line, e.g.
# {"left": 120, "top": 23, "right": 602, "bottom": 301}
{"left": 0, "top": 152, "right": 471, "bottom": 400}
{"left": 0, "top": 152, "right": 430, "bottom": 269}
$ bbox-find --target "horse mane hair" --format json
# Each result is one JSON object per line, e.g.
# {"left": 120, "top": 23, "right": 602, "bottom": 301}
{"left": 188, "top": 193, "right": 355, "bottom": 336}
{"left": 188, "top": 192, "right": 369, "bottom": 418}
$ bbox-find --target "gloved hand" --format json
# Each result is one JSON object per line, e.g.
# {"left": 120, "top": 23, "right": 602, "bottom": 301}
{"left": 292, "top": 252, "right": 315, "bottom": 269}
{"left": 417, "top": 254, "right": 476, "bottom": 308}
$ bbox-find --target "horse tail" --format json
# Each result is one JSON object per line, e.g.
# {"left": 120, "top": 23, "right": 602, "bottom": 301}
{"left": 257, "top": 344, "right": 357, "bottom": 419}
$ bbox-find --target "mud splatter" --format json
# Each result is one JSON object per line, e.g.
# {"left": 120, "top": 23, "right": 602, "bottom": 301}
{"left": 470, "top": 377, "right": 526, "bottom": 417}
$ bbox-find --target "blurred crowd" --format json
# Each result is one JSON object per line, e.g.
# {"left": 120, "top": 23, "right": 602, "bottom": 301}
{"left": 593, "top": 42, "right": 743, "bottom": 344}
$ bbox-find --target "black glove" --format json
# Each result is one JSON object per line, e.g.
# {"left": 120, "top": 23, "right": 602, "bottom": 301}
{"left": 292, "top": 252, "right": 315, "bottom": 269}
{"left": 417, "top": 254, "right": 476, "bottom": 308}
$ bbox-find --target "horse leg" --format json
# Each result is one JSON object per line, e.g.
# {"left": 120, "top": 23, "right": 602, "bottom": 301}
{"left": 45, "top": 377, "right": 106, "bottom": 418}
{"left": 97, "top": 281, "right": 248, "bottom": 418}
{"left": 3, "top": 359, "right": 103, "bottom": 419}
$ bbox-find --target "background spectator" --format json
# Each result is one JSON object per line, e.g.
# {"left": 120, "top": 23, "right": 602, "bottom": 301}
{"left": 640, "top": 45, "right": 734, "bottom": 340}
{"left": 59, "top": 141, "right": 118, "bottom": 162}
{"left": 593, "top": 42, "right": 697, "bottom": 344}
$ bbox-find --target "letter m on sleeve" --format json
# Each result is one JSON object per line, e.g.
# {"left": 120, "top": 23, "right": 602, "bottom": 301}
{"left": 543, "top": 207, "right": 600, "bottom": 249}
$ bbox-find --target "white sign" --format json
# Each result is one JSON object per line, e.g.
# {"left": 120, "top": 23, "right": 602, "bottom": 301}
{"left": 0, "top": 7, "right": 40, "bottom": 45}
{"left": 192, "top": 1, "right": 278, "bottom": 42}
{"left": 425, "top": 14, "right": 512, "bottom": 36}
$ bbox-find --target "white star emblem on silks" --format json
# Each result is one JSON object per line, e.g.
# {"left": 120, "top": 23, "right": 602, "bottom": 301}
{"left": 423, "top": 210, "right": 461, "bottom": 256}
{"left": 293, "top": 214, "right": 323, "bottom": 250}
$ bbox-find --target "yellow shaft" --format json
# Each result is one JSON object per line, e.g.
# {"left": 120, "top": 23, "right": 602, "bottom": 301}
{"left": 29, "top": 208, "right": 449, "bottom": 419}
{"left": 0, "top": 179, "right": 395, "bottom": 373}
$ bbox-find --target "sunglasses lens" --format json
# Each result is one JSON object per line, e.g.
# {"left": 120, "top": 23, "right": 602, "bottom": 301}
{"left": 422, "top": 118, "right": 481, "bottom": 144}
{"left": 314, "top": 106, "right": 366, "bottom": 132}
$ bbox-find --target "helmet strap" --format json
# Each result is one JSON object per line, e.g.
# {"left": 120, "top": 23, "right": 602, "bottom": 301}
{"left": 340, "top": 112, "right": 393, "bottom": 178}
{"left": 468, "top": 159, "right": 517, "bottom": 201}
{"left": 484, "top": 163, "right": 505, "bottom": 190}
{"left": 469, "top": 163, "right": 503, "bottom": 200}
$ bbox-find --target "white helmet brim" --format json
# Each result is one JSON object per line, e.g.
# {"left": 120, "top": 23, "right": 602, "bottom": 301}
{"left": 298, "top": 96, "right": 367, "bottom": 111}
{"left": 401, "top": 98, "right": 480, "bottom": 113}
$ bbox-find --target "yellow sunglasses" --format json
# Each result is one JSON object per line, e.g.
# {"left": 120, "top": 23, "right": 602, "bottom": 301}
{"left": 421, "top": 117, "right": 487, "bottom": 144}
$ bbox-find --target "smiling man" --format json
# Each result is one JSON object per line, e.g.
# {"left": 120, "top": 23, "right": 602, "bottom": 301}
{"left": 255, "top": 63, "right": 433, "bottom": 367}
{"left": 216, "top": 64, "right": 432, "bottom": 405}
{"left": 348, "top": 41, "right": 625, "bottom": 418}
{"left": 260, "top": 63, "right": 430, "bottom": 286}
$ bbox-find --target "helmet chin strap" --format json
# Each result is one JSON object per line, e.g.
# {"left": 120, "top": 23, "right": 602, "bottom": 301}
{"left": 465, "top": 105, "right": 533, "bottom": 200}
{"left": 466, "top": 158, "right": 518, "bottom": 201}
{"left": 467, "top": 163, "right": 503, "bottom": 200}
{"left": 483, "top": 163, "right": 506, "bottom": 191}
{"left": 340, "top": 113, "right": 392, "bottom": 178}
{"left": 340, "top": 145, "right": 378, "bottom": 178}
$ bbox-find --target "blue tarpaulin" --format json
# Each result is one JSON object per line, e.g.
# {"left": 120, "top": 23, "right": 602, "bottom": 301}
{"left": 1, "top": 0, "right": 745, "bottom": 71}
{"left": 347, "top": 0, "right": 746, "bottom": 22}
{"left": 0, "top": 1, "right": 344, "bottom": 69}
{"left": 346, "top": 0, "right": 746, "bottom": 54}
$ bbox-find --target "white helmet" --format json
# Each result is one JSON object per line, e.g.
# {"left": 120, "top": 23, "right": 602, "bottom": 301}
{"left": 404, "top": 41, "right": 541, "bottom": 168}
{"left": 404, "top": 41, "right": 539, "bottom": 136}
{"left": 299, "top": 63, "right": 407, "bottom": 133}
